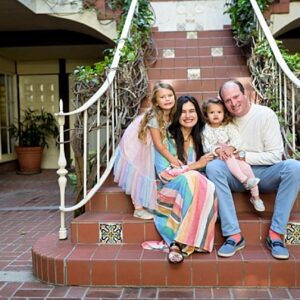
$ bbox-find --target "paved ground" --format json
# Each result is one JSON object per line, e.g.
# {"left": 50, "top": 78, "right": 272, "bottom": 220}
{"left": 1, "top": 169, "right": 300, "bottom": 299}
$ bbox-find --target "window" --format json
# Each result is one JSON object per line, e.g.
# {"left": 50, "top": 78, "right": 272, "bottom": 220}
{"left": 0, "top": 74, "right": 14, "bottom": 158}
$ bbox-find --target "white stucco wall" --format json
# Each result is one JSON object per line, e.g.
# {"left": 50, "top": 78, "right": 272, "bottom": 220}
{"left": 151, "top": 0, "right": 231, "bottom": 31}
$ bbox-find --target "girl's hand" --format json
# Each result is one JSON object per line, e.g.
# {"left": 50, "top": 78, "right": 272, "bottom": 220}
{"left": 170, "top": 158, "right": 183, "bottom": 168}
{"left": 216, "top": 146, "right": 234, "bottom": 160}
{"left": 223, "top": 146, "right": 235, "bottom": 157}
{"left": 215, "top": 148, "right": 227, "bottom": 160}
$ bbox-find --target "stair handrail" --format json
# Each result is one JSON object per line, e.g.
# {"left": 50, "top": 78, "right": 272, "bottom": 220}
{"left": 56, "top": 0, "right": 138, "bottom": 240}
{"left": 249, "top": 0, "right": 300, "bottom": 158}
{"left": 250, "top": 0, "right": 300, "bottom": 86}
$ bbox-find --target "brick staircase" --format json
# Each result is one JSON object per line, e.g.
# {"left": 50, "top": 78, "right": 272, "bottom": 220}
{"left": 148, "top": 29, "right": 250, "bottom": 101}
{"left": 32, "top": 28, "right": 300, "bottom": 287}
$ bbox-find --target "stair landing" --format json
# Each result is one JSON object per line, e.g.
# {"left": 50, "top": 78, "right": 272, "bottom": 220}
{"left": 32, "top": 231, "right": 300, "bottom": 287}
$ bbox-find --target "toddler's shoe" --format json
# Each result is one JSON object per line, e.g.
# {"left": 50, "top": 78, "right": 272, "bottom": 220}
{"left": 244, "top": 177, "right": 260, "bottom": 190}
{"left": 133, "top": 209, "right": 154, "bottom": 220}
{"left": 250, "top": 197, "right": 265, "bottom": 212}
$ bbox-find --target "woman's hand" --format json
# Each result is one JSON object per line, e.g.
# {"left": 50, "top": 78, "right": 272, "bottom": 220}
{"left": 201, "top": 153, "right": 214, "bottom": 165}
{"left": 192, "top": 153, "right": 214, "bottom": 169}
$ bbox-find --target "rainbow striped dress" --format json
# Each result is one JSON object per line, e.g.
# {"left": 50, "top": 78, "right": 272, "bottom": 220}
{"left": 154, "top": 138, "right": 217, "bottom": 255}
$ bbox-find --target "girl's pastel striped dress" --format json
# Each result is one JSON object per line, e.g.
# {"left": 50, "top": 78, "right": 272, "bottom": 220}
{"left": 154, "top": 138, "right": 217, "bottom": 255}
{"left": 113, "top": 114, "right": 158, "bottom": 210}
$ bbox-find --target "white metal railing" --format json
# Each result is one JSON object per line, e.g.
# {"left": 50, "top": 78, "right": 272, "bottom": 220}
{"left": 56, "top": 0, "right": 138, "bottom": 239}
{"left": 250, "top": 0, "right": 300, "bottom": 158}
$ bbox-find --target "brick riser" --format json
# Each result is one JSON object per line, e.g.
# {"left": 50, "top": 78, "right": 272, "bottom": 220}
{"left": 86, "top": 185, "right": 300, "bottom": 215}
{"left": 70, "top": 211, "right": 299, "bottom": 246}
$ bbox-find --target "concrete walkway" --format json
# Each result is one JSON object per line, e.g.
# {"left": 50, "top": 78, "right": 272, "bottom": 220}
{"left": 1, "top": 169, "right": 300, "bottom": 299}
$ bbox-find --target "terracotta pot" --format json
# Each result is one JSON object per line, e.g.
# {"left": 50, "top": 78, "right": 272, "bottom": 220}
{"left": 15, "top": 146, "right": 44, "bottom": 174}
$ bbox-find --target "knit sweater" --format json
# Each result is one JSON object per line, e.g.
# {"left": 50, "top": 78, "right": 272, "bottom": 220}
{"left": 233, "top": 103, "right": 283, "bottom": 165}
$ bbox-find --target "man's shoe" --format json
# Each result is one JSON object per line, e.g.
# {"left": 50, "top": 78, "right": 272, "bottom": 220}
{"left": 266, "top": 236, "right": 289, "bottom": 260}
{"left": 217, "top": 237, "right": 245, "bottom": 257}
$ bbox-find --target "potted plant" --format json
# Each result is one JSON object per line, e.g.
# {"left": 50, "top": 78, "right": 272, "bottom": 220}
{"left": 9, "top": 108, "right": 59, "bottom": 174}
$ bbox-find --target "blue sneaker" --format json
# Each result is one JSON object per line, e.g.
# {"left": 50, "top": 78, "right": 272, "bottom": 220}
{"left": 266, "top": 236, "right": 289, "bottom": 260}
{"left": 217, "top": 237, "right": 245, "bottom": 257}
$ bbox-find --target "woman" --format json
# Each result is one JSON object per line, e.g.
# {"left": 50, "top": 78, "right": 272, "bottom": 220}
{"left": 153, "top": 95, "right": 217, "bottom": 263}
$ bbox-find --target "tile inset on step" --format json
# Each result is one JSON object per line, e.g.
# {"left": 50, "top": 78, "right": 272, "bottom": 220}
{"left": 99, "top": 223, "right": 123, "bottom": 244}
{"left": 285, "top": 222, "right": 300, "bottom": 245}
{"left": 211, "top": 47, "right": 223, "bottom": 57}
{"left": 187, "top": 32, "right": 198, "bottom": 39}
{"left": 163, "top": 49, "right": 175, "bottom": 58}
{"left": 187, "top": 68, "right": 201, "bottom": 80}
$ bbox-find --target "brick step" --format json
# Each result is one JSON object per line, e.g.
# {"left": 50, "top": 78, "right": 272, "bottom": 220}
{"left": 86, "top": 185, "right": 300, "bottom": 215}
{"left": 152, "top": 56, "right": 247, "bottom": 67}
{"left": 155, "top": 46, "right": 242, "bottom": 56}
{"left": 147, "top": 66, "right": 250, "bottom": 81}
{"left": 70, "top": 211, "right": 300, "bottom": 246}
{"left": 154, "top": 37, "right": 237, "bottom": 48}
{"left": 152, "top": 29, "right": 234, "bottom": 39}
{"left": 147, "top": 78, "right": 242, "bottom": 94}
{"left": 32, "top": 233, "right": 300, "bottom": 287}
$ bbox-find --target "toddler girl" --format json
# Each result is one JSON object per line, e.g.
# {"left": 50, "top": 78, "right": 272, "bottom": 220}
{"left": 202, "top": 97, "right": 265, "bottom": 212}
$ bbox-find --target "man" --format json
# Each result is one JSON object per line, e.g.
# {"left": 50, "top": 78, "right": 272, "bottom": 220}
{"left": 206, "top": 79, "right": 300, "bottom": 260}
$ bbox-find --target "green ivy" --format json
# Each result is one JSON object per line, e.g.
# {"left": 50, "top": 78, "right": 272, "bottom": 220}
{"left": 224, "top": 0, "right": 273, "bottom": 47}
{"left": 255, "top": 40, "right": 300, "bottom": 72}
{"left": 74, "top": 0, "right": 154, "bottom": 82}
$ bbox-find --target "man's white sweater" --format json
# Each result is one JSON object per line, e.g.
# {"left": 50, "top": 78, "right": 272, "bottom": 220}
{"left": 233, "top": 103, "right": 284, "bottom": 165}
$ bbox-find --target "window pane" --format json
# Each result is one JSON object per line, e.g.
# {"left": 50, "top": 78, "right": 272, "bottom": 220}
{"left": 0, "top": 74, "right": 13, "bottom": 155}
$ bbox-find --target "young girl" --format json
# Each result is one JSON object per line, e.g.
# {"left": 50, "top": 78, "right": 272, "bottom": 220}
{"left": 201, "top": 97, "right": 265, "bottom": 212}
{"left": 114, "top": 82, "right": 181, "bottom": 219}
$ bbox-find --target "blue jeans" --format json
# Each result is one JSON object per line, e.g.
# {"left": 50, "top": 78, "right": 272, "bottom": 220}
{"left": 206, "top": 159, "right": 300, "bottom": 237}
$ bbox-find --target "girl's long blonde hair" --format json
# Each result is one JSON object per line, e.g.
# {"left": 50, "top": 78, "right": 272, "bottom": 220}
{"left": 138, "top": 82, "right": 177, "bottom": 143}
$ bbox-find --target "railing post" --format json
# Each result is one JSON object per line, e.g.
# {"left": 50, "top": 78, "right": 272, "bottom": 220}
{"left": 57, "top": 99, "right": 68, "bottom": 240}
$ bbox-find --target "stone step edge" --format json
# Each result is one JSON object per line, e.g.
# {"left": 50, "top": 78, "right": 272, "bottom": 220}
{"left": 32, "top": 233, "right": 300, "bottom": 287}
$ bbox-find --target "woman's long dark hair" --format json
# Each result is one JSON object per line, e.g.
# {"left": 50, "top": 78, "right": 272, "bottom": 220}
{"left": 168, "top": 95, "right": 205, "bottom": 163}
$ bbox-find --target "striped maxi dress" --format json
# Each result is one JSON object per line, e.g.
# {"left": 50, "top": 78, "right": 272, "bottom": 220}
{"left": 154, "top": 137, "right": 217, "bottom": 255}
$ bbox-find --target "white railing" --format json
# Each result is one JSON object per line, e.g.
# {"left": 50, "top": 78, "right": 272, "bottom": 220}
{"left": 56, "top": 0, "right": 138, "bottom": 239}
{"left": 249, "top": 0, "right": 300, "bottom": 158}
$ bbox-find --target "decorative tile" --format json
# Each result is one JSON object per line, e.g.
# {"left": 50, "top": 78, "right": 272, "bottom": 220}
{"left": 187, "top": 68, "right": 201, "bottom": 80}
{"left": 211, "top": 47, "right": 223, "bottom": 57}
{"left": 285, "top": 222, "right": 300, "bottom": 245}
{"left": 163, "top": 49, "right": 175, "bottom": 58}
{"left": 187, "top": 32, "right": 198, "bottom": 39}
{"left": 99, "top": 223, "right": 123, "bottom": 244}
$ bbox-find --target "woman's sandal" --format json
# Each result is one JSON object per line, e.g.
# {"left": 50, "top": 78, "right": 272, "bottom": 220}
{"left": 168, "top": 242, "right": 184, "bottom": 264}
